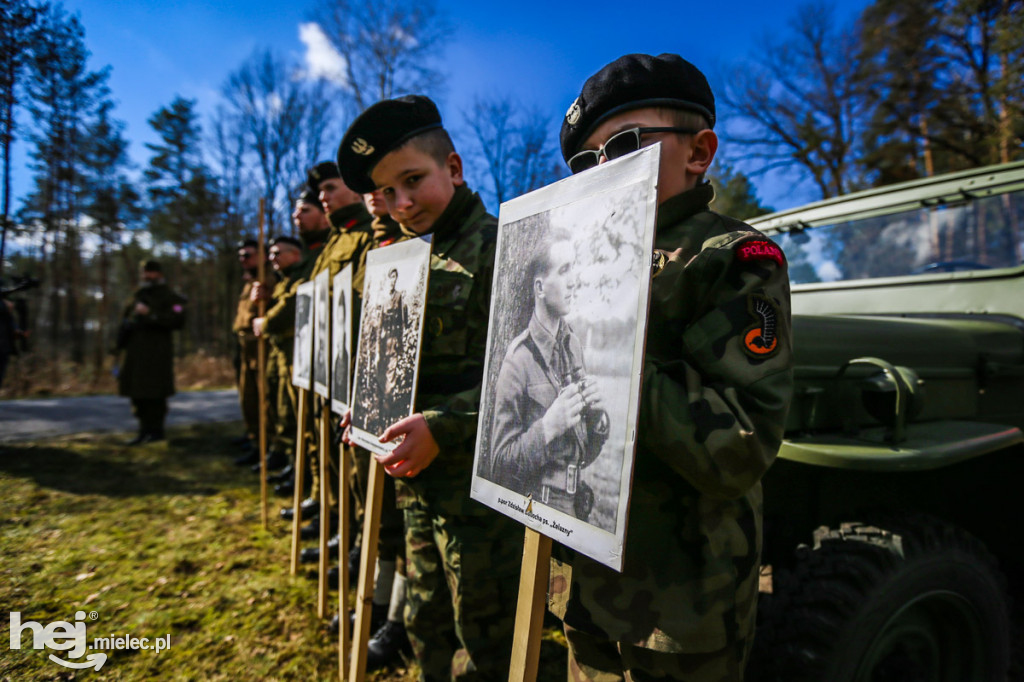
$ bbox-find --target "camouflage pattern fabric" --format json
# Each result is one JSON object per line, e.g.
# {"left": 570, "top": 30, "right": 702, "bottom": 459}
{"left": 564, "top": 623, "right": 745, "bottom": 682}
{"left": 395, "top": 185, "right": 500, "bottom": 517}
{"left": 549, "top": 182, "right": 794, "bottom": 666}
{"left": 391, "top": 185, "right": 520, "bottom": 679}
{"left": 403, "top": 501, "right": 520, "bottom": 681}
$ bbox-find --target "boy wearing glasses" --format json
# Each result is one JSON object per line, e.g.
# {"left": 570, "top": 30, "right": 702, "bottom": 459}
{"left": 550, "top": 53, "right": 794, "bottom": 680}
{"left": 337, "top": 95, "right": 521, "bottom": 680}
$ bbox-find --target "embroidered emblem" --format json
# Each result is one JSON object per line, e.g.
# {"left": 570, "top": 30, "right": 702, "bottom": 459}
{"left": 743, "top": 295, "right": 780, "bottom": 358}
{"left": 565, "top": 98, "right": 582, "bottom": 126}
{"left": 736, "top": 239, "right": 784, "bottom": 266}
{"left": 351, "top": 138, "right": 375, "bottom": 156}
{"left": 651, "top": 250, "right": 669, "bottom": 277}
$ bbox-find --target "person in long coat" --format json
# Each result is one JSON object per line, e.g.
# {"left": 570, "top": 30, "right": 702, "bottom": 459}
{"left": 117, "top": 260, "right": 186, "bottom": 445}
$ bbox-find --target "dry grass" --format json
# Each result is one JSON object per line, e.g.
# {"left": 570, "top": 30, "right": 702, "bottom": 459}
{"left": 0, "top": 423, "right": 569, "bottom": 681}
{"left": 0, "top": 351, "right": 236, "bottom": 400}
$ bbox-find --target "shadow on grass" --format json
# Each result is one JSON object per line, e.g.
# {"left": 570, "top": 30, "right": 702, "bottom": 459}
{"left": 0, "top": 427, "right": 241, "bottom": 498}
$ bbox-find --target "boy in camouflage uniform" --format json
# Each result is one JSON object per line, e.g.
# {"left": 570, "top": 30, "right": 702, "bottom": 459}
{"left": 550, "top": 53, "right": 794, "bottom": 681}
{"left": 338, "top": 95, "right": 520, "bottom": 681}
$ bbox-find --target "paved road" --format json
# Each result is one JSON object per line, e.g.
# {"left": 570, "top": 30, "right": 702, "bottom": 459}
{"left": 0, "top": 390, "right": 241, "bottom": 443}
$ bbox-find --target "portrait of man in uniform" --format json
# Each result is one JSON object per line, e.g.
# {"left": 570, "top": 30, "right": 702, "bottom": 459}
{"left": 350, "top": 238, "right": 430, "bottom": 455}
{"left": 312, "top": 269, "right": 330, "bottom": 397}
{"left": 331, "top": 265, "right": 353, "bottom": 414}
{"left": 488, "top": 230, "right": 609, "bottom": 523}
{"left": 292, "top": 281, "right": 314, "bottom": 390}
{"left": 471, "top": 147, "right": 659, "bottom": 567}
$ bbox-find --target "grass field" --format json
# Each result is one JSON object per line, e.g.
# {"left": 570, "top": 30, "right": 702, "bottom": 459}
{"left": 0, "top": 424, "right": 568, "bottom": 681}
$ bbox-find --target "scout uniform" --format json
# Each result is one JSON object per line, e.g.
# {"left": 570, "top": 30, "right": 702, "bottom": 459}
{"left": 117, "top": 262, "right": 186, "bottom": 443}
{"left": 338, "top": 96, "right": 521, "bottom": 680}
{"left": 233, "top": 261, "right": 276, "bottom": 444}
{"left": 549, "top": 54, "right": 794, "bottom": 681}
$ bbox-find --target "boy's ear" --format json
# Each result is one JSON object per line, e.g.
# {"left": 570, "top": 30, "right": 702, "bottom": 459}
{"left": 686, "top": 129, "right": 718, "bottom": 177}
{"left": 446, "top": 151, "right": 465, "bottom": 186}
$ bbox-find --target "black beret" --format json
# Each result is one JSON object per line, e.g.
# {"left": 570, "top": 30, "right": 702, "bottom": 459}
{"left": 237, "top": 238, "right": 258, "bottom": 250}
{"left": 307, "top": 161, "right": 340, "bottom": 192}
{"left": 560, "top": 53, "right": 715, "bottom": 162}
{"left": 298, "top": 188, "right": 324, "bottom": 209}
{"left": 269, "top": 235, "right": 302, "bottom": 249}
{"left": 141, "top": 259, "right": 162, "bottom": 273}
{"left": 337, "top": 95, "right": 444, "bottom": 194}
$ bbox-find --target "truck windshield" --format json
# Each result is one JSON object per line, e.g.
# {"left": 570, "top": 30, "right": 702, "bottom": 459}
{"left": 776, "top": 189, "right": 1024, "bottom": 285}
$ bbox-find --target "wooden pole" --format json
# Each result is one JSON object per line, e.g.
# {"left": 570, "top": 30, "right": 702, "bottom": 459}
{"left": 318, "top": 404, "right": 331, "bottom": 618}
{"left": 289, "top": 389, "right": 310, "bottom": 575}
{"left": 337, "top": 443, "right": 357, "bottom": 679}
{"left": 256, "top": 198, "right": 269, "bottom": 530}
{"left": 508, "top": 528, "right": 552, "bottom": 682}
{"left": 348, "top": 453, "right": 384, "bottom": 682}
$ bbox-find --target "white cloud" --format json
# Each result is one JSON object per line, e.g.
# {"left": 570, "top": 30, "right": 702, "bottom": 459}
{"left": 298, "top": 23, "right": 348, "bottom": 87}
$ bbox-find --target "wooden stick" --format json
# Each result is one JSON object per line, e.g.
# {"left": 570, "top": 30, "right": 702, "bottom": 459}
{"left": 256, "top": 198, "right": 268, "bottom": 530}
{"left": 508, "top": 528, "right": 552, "bottom": 682}
{"left": 317, "top": 403, "right": 331, "bottom": 618}
{"left": 348, "top": 452, "right": 384, "bottom": 682}
{"left": 338, "top": 443, "right": 357, "bottom": 679}
{"left": 289, "top": 388, "right": 310, "bottom": 575}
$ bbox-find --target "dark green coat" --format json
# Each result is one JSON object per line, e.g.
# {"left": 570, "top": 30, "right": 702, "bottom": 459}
{"left": 117, "top": 281, "right": 186, "bottom": 399}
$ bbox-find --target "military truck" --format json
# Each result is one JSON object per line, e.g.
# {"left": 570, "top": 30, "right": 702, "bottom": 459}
{"left": 744, "top": 161, "right": 1024, "bottom": 682}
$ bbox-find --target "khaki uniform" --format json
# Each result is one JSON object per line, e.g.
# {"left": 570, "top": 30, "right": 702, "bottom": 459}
{"left": 396, "top": 185, "right": 521, "bottom": 680}
{"left": 548, "top": 183, "right": 794, "bottom": 681}
{"left": 263, "top": 261, "right": 305, "bottom": 457}
{"left": 307, "top": 204, "right": 373, "bottom": 507}
{"left": 233, "top": 272, "right": 275, "bottom": 441}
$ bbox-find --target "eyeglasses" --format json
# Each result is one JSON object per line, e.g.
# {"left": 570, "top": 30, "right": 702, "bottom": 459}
{"left": 567, "top": 127, "right": 699, "bottom": 174}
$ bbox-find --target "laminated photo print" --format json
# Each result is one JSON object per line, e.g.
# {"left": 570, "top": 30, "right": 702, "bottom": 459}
{"left": 291, "top": 280, "right": 314, "bottom": 390}
{"left": 471, "top": 145, "right": 659, "bottom": 571}
{"left": 349, "top": 237, "right": 431, "bottom": 455}
{"left": 312, "top": 268, "right": 331, "bottom": 398}
{"left": 330, "top": 264, "right": 353, "bottom": 415}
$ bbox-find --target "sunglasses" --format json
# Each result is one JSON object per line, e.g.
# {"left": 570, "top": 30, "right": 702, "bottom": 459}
{"left": 567, "top": 126, "right": 699, "bottom": 174}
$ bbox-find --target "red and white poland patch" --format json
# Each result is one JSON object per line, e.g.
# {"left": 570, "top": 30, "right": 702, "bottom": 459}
{"left": 736, "top": 239, "right": 784, "bottom": 266}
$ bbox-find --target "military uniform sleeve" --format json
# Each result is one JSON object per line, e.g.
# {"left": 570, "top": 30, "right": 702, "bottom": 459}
{"left": 140, "top": 289, "right": 185, "bottom": 331}
{"left": 264, "top": 278, "right": 300, "bottom": 337}
{"left": 638, "top": 233, "right": 793, "bottom": 500}
{"left": 488, "top": 347, "right": 549, "bottom": 487}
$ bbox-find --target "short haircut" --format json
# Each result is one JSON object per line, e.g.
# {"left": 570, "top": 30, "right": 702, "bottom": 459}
{"left": 528, "top": 229, "right": 573, "bottom": 289}
{"left": 400, "top": 128, "right": 456, "bottom": 167}
{"left": 657, "top": 107, "right": 711, "bottom": 133}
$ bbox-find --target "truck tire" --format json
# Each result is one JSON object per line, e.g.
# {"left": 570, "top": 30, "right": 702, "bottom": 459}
{"left": 750, "top": 516, "right": 1011, "bottom": 682}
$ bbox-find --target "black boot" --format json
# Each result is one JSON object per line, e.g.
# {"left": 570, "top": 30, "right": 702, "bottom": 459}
{"left": 300, "top": 534, "right": 339, "bottom": 563}
{"left": 280, "top": 498, "right": 318, "bottom": 522}
{"left": 365, "top": 620, "right": 411, "bottom": 671}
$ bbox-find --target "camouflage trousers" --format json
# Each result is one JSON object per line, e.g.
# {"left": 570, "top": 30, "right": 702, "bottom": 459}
{"left": 403, "top": 502, "right": 520, "bottom": 681}
{"left": 564, "top": 624, "right": 748, "bottom": 682}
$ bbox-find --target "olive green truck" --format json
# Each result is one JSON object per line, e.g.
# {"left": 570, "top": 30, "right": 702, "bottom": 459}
{"left": 744, "top": 161, "right": 1024, "bottom": 682}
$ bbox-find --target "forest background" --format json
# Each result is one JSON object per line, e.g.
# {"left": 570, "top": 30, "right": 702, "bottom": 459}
{"left": 0, "top": 0, "right": 1021, "bottom": 397}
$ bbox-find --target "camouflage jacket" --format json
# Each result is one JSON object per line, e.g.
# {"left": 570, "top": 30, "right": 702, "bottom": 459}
{"left": 371, "top": 214, "right": 405, "bottom": 249}
{"left": 549, "top": 182, "right": 794, "bottom": 653}
{"left": 396, "top": 185, "right": 498, "bottom": 516}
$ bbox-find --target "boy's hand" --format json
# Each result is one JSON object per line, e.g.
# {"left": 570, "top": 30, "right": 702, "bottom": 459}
{"left": 339, "top": 409, "right": 355, "bottom": 446}
{"left": 375, "top": 413, "right": 439, "bottom": 478}
{"left": 252, "top": 317, "right": 266, "bottom": 336}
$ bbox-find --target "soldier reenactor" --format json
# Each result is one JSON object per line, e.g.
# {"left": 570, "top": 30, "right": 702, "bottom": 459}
{"left": 338, "top": 94, "right": 521, "bottom": 679}
{"left": 548, "top": 53, "right": 794, "bottom": 680}
{"left": 233, "top": 239, "right": 275, "bottom": 465}
{"left": 116, "top": 260, "right": 186, "bottom": 445}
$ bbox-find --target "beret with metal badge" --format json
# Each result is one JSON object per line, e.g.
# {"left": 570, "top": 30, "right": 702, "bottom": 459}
{"left": 297, "top": 187, "right": 324, "bottom": 209}
{"left": 269, "top": 235, "right": 302, "bottom": 249}
{"left": 337, "top": 95, "right": 444, "bottom": 194}
{"left": 560, "top": 53, "right": 715, "bottom": 163}
{"left": 307, "top": 161, "right": 340, "bottom": 192}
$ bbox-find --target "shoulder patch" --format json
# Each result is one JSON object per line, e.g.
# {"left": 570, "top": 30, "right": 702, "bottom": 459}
{"left": 736, "top": 239, "right": 784, "bottom": 266}
{"left": 743, "top": 294, "right": 780, "bottom": 359}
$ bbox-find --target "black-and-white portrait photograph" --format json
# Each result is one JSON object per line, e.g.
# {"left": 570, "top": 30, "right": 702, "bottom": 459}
{"left": 349, "top": 238, "right": 430, "bottom": 455}
{"left": 292, "top": 280, "right": 314, "bottom": 390}
{"left": 312, "top": 268, "right": 331, "bottom": 398}
{"left": 471, "top": 146, "right": 660, "bottom": 570}
{"left": 330, "top": 264, "right": 353, "bottom": 415}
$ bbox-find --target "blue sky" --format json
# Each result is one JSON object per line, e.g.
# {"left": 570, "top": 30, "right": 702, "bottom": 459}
{"left": 13, "top": 0, "right": 873, "bottom": 212}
